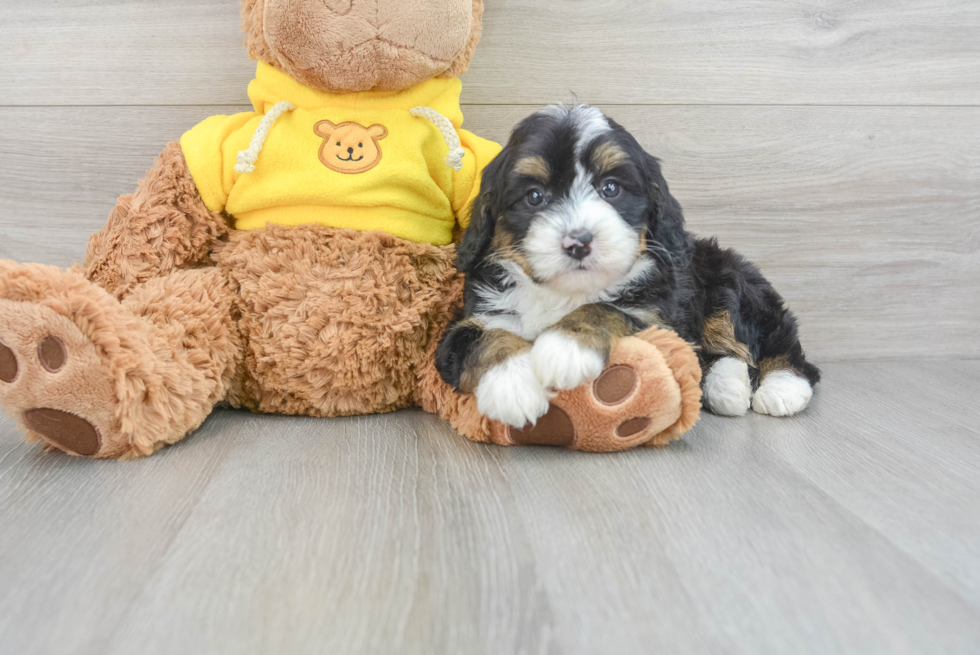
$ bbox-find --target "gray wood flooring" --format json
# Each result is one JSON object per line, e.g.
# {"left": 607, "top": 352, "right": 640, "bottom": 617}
{"left": 1, "top": 0, "right": 978, "bottom": 652}
{"left": 1, "top": 360, "right": 979, "bottom": 654}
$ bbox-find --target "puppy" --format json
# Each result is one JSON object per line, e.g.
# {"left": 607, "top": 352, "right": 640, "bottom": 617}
{"left": 436, "top": 104, "right": 820, "bottom": 427}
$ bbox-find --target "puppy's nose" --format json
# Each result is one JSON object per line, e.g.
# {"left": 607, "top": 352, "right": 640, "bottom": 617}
{"left": 562, "top": 230, "right": 593, "bottom": 261}
{"left": 347, "top": 147, "right": 354, "bottom": 154}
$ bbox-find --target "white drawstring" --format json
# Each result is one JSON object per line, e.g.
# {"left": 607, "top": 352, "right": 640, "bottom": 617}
{"left": 235, "top": 101, "right": 296, "bottom": 174}
{"left": 410, "top": 106, "right": 465, "bottom": 171}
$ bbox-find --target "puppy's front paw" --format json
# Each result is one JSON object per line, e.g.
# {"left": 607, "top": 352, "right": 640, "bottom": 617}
{"left": 530, "top": 331, "right": 606, "bottom": 391}
{"left": 475, "top": 351, "right": 552, "bottom": 428}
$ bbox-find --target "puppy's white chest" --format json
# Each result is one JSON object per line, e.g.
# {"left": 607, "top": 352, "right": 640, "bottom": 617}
{"left": 477, "top": 281, "right": 590, "bottom": 341}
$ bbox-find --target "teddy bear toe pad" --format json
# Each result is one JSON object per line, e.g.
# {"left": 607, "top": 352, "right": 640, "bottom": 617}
{"left": 37, "top": 335, "right": 67, "bottom": 373}
{"left": 0, "top": 340, "right": 17, "bottom": 382}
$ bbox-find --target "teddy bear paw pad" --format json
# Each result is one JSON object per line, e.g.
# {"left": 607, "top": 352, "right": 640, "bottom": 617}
{"left": 22, "top": 408, "right": 101, "bottom": 457}
{"left": 508, "top": 404, "right": 576, "bottom": 447}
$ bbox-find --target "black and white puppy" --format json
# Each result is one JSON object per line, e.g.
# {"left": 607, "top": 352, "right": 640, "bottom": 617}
{"left": 436, "top": 105, "right": 820, "bottom": 428}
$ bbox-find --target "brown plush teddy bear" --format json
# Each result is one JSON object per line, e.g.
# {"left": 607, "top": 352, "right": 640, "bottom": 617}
{"left": 0, "top": 0, "right": 701, "bottom": 459}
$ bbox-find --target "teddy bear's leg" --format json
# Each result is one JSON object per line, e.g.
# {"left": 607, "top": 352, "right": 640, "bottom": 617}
{"left": 0, "top": 261, "right": 242, "bottom": 459}
{"left": 417, "top": 327, "right": 703, "bottom": 453}
{"left": 82, "top": 141, "right": 229, "bottom": 300}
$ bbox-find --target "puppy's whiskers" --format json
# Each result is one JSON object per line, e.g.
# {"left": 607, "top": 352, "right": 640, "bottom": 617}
{"left": 646, "top": 239, "right": 674, "bottom": 264}
{"left": 489, "top": 246, "right": 524, "bottom": 263}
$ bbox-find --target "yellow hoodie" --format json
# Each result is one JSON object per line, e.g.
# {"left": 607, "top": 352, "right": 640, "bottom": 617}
{"left": 180, "top": 63, "right": 501, "bottom": 245}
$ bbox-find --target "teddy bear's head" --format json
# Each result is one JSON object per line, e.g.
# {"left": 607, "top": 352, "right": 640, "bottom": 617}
{"left": 241, "top": 0, "right": 485, "bottom": 94}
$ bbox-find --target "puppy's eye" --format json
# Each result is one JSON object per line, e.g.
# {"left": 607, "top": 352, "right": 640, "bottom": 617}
{"left": 358, "top": 143, "right": 363, "bottom": 148}
{"left": 336, "top": 142, "right": 341, "bottom": 146}
{"left": 526, "top": 189, "right": 546, "bottom": 207}
{"left": 600, "top": 180, "right": 621, "bottom": 199}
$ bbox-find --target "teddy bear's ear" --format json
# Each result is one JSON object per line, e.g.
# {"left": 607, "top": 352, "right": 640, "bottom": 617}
{"left": 367, "top": 125, "right": 388, "bottom": 140}
{"left": 241, "top": 0, "right": 275, "bottom": 65}
{"left": 314, "top": 121, "right": 337, "bottom": 138}
{"left": 443, "top": 0, "right": 485, "bottom": 79}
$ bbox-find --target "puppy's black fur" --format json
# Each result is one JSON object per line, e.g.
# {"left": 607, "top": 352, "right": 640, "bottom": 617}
{"left": 437, "top": 106, "right": 819, "bottom": 404}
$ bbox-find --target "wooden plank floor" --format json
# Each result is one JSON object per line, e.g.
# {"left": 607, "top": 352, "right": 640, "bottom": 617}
{"left": 1, "top": 0, "right": 979, "bottom": 652}
{"left": 1, "top": 360, "right": 979, "bottom": 655}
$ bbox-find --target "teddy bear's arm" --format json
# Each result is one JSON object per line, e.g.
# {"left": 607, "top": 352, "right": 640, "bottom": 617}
{"left": 451, "top": 129, "right": 502, "bottom": 227}
{"left": 82, "top": 141, "right": 230, "bottom": 300}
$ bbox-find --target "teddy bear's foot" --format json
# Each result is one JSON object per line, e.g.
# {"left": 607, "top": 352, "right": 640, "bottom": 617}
{"left": 419, "top": 326, "right": 702, "bottom": 453}
{"left": 0, "top": 262, "right": 241, "bottom": 459}
{"left": 476, "top": 329, "right": 703, "bottom": 452}
{"left": 0, "top": 298, "right": 132, "bottom": 458}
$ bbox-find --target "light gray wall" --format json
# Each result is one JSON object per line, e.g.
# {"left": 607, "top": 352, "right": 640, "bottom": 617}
{"left": 1, "top": 0, "right": 977, "bottom": 361}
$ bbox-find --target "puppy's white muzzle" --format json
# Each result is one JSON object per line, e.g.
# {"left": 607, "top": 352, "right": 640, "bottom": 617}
{"left": 523, "top": 175, "right": 640, "bottom": 296}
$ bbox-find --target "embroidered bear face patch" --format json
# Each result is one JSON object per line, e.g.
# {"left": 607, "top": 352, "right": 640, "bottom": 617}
{"left": 314, "top": 120, "right": 388, "bottom": 174}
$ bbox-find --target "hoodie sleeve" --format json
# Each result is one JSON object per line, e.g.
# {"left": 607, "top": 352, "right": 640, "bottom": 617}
{"left": 179, "top": 112, "right": 260, "bottom": 214}
{"left": 451, "top": 129, "right": 502, "bottom": 229}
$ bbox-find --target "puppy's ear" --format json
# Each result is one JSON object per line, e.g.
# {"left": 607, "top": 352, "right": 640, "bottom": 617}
{"left": 641, "top": 152, "right": 689, "bottom": 255}
{"left": 457, "top": 149, "right": 510, "bottom": 274}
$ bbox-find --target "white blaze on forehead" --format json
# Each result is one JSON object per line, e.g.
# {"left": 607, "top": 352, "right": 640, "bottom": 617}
{"left": 540, "top": 104, "right": 611, "bottom": 157}
{"left": 571, "top": 105, "right": 612, "bottom": 157}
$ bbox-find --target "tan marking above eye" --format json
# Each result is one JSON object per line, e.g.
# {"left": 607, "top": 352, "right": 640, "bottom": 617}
{"left": 593, "top": 141, "right": 629, "bottom": 173}
{"left": 514, "top": 156, "right": 550, "bottom": 181}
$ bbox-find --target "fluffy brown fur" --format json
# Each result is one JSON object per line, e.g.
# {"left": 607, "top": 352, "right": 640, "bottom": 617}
{"left": 83, "top": 141, "right": 229, "bottom": 299}
{"left": 214, "top": 225, "right": 461, "bottom": 417}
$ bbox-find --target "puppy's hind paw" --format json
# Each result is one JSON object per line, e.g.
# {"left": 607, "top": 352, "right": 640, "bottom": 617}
{"left": 531, "top": 331, "right": 606, "bottom": 391}
{"left": 753, "top": 370, "right": 812, "bottom": 416}
{"left": 475, "top": 351, "right": 552, "bottom": 428}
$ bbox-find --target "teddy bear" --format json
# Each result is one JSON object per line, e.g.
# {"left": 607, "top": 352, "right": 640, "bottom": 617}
{"left": 0, "top": 0, "right": 702, "bottom": 459}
